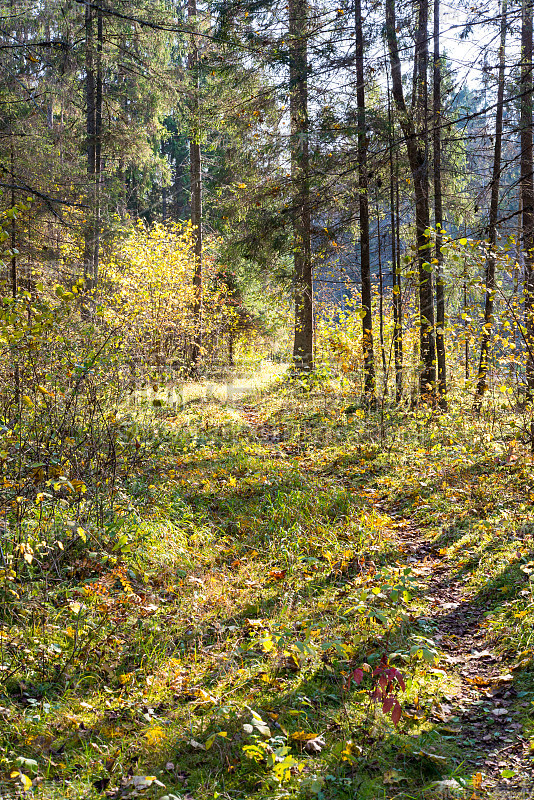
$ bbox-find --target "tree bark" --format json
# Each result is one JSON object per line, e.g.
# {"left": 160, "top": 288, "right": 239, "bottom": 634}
{"left": 386, "top": 0, "right": 436, "bottom": 401}
{"left": 82, "top": 2, "right": 102, "bottom": 319}
{"left": 10, "top": 134, "right": 19, "bottom": 404}
{"left": 376, "top": 194, "right": 387, "bottom": 387}
{"left": 474, "top": 0, "right": 507, "bottom": 411}
{"left": 520, "top": 0, "right": 534, "bottom": 403}
{"left": 83, "top": 1, "right": 97, "bottom": 308}
{"left": 394, "top": 152, "right": 403, "bottom": 400}
{"left": 355, "top": 0, "right": 374, "bottom": 395}
{"left": 189, "top": 0, "right": 203, "bottom": 372}
{"left": 289, "top": 0, "right": 313, "bottom": 371}
{"left": 433, "top": 0, "right": 447, "bottom": 408}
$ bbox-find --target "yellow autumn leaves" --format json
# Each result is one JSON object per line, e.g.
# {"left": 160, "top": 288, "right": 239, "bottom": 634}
{"left": 101, "top": 221, "right": 238, "bottom": 370}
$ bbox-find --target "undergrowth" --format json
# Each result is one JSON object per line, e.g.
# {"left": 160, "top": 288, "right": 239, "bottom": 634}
{"left": 1, "top": 371, "right": 534, "bottom": 800}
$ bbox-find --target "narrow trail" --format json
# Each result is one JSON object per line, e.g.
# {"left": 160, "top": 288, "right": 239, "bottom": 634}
{"left": 393, "top": 525, "right": 533, "bottom": 799}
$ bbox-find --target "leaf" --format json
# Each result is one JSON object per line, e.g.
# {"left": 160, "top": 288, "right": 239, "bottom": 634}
{"left": 304, "top": 736, "right": 326, "bottom": 754}
{"left": 391, "top": 701, "right": 402, "bottom": 726}
{"left": 254, "top": 722, "right": 271, "bottom": 737}
{"left": 382, "top": 769, "right": 407, "bottom": 785}
{"left": 124, "top": 775, "right": 165, "bottom": 790}
{"left": 413, "top": 749, "right": 448, "bottom": 765}
{"left": 15, "top": 758, "right": 38, "bottom": 775}
{"left": 500, "top": 769, "right": 515, "bottom": 778}
{"left": 20, "top": 773, "right": 33, "bottom": 792}
{"left": 352, "top": 668, "right": 364, "bottom": 684}
{"left": 431, "top": 779, "right": 465, "bottom": 796}
{"left": 290, "top": 730, "right": 320, "bottom": 741}
{"left": 459, "top": 237, "right": 468, "bottom": 245}
{"left": 189, "top": 739, "right": 205, "bottom": 750}
{"left": 382, "top": 697, "right": 394, "bottom": 714}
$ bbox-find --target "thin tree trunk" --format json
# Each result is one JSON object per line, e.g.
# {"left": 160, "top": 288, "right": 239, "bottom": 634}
{"left": 376, "top": 194, "right": 387, "bottom": 386}
{"left": 94, "top": 5, "right": 102, "bottom": 284}
{"left": 464, "top": 262, "right": 470, "bottom": 381}
{"left": 389, "top": 137, "right": 402, "bottom": 401}
{"left": 10, "top": 135, "right": 19, "bottom": 404}
{"left": 386, "top": 0, "right": 436, "bottom": 401}
{"left": 83, "top": 1, "right": 97, "bottom": 310}
{"left": 161, "top": 139, "right": 168, "bottom": 220}
{"left": 189, "top": 0, "right": 203, "bottom": 372}
{"left": 474, "top": 0, "right": 507, "bottom": 412}
{"left": 289, "top": 0, "right": 313, "bottom": 371}
{"left": 520, "top": 0, "right": 534, "bottom": 406}
{"left": 355, "top": 0, "right": 374, "bottom": 395}
{"left": 433, "top": 0, "right": 447, "bottom": 408}
{"left": 395, "top": 153, "right": 404, "bottom": 398}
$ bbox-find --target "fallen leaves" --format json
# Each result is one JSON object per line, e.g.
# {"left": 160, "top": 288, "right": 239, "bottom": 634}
{"left": 382, "top": 768, "right": 407, "bottom": 785}
{"left": 303, "top": 736, "right": 326, "bottom": 754}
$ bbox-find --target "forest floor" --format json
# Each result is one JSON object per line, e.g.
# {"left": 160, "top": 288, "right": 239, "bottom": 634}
{"left": 2, "top": 375, "right": 534, "bottom": 800}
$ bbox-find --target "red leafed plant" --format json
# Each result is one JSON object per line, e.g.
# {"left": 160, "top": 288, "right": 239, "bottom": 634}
{"left": 351, "top": 655, "right": 405, "bottom": 726}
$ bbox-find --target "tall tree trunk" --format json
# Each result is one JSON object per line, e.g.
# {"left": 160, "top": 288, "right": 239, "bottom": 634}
{"left": 83, "top": 1, "right": 97, "bottom": 309}
{"left": 376, "top": 194, "right": 387, "bottom": 386}
{"left": 463, "top": 251, "right": 470, "bottom": 381}
{"left": 395, "top": 152, "right": 404, "bottom": 399}
{"left": 386, "top": 0, "right": 436, "bottom": 401}
{"left": 389, "top": 139, "right": 402, "bottom": 401}
{"left": 94, "top": 5, "right": 102, "bottom": 279}
{"left": 355, "top": 0, "right": 374, "bottom": 395}
{"left": 474, "top": 0, "right": 507, "bottom": 411}
{"left": 189, "top": 0, "right": 203, "bottom": 372}
{"left": 289, "top": 0, "right": 313, "bottom": 371}
{"left": 10, "top": 134, "right": 19, "bottom": 404}
{"left": 521, "top": 0, "right": 534, "bottom": 405}
{"left": 161, "top": 139, "right": 168, "bottom": 220}
{"left": 433, "top": 0, "right": 447, "bottom": 408}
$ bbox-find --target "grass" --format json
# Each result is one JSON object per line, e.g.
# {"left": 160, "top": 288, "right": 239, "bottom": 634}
{"left": 1, "top": 374, "right": 534, "bottom": 799}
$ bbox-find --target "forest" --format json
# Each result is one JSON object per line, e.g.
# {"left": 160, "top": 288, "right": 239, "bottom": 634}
{"left": 2, "top": 0, "right": 534, "bottom": 798}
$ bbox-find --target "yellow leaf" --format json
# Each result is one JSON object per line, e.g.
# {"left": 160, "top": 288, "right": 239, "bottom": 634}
{"left": 20, "top": 773, "right": 33, "bottom": 792}
{"left": 290, "top": 730, "right": 319, "bottom": 741}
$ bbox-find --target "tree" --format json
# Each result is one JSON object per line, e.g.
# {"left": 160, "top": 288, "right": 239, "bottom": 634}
{"left": 520, "top": 0, "right": 534, "bottom": 403}
{"left": 355, "top": 0, "right": 375, "bottom": 397}
{"left": 386, "top": 0, "right": 436, "bottom": 400}
{"left": 83, "top": 1, "right": 103, "bottom": 315}
{"left": 433, "top": 0, "right": 447, "bottom": 407}
{"left": 289, "top": 0, "right": 313, "bottom": 372}
{"left": 188, "top": 0, "right": 203, "bottom": 371}
{"left": 474, "top": 0, "right": 507, "bottom": 410}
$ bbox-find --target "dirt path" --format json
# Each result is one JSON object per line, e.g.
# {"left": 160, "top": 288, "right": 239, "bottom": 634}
{"left": 396, "top": 528, "right": 533, "bottom": 799}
